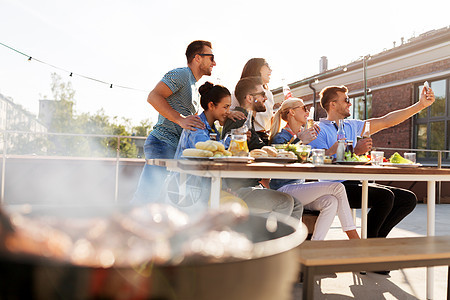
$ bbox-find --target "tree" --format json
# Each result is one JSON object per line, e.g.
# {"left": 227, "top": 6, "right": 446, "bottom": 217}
{"left": 42, "top": 73, "right": 143, "bottom": 158}
{"left": 132, "top": 119, "right": 153, "bottom": 137}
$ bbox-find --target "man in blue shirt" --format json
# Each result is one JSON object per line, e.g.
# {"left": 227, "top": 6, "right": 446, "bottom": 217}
{"left": 132, "top": 40, "right": 216, "bottom": 203}
{"left": 309, "top": 85, "right": 435, "bottom": 247}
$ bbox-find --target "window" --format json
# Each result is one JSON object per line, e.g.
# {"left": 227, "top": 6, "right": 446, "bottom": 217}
{"left": 413, "top": 78, "right": 449, "bottom": 162}
{"left": 349, "top": 94, "right": 372, "bottom": 120}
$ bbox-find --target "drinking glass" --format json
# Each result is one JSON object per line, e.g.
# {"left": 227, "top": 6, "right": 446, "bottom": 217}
{"left": 312, "top": 149, "right": 325, "bottom": 165}
{"left": 371, "top": 151, "right": 384, "bottom": 166}
{"left": 404, "top": 152, "right": 416, "bottom": 163}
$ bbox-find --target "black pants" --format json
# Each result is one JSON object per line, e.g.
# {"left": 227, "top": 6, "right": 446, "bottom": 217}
{"left": 255, "top": 131, "right": 269, "bottom": 146}
{"left": 343, "top": 181, "right": 417, "bottom": 238}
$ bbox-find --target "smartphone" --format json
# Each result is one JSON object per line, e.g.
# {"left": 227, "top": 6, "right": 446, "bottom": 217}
{"left": 424, "top": 81, "right": 430, "bottom": 92}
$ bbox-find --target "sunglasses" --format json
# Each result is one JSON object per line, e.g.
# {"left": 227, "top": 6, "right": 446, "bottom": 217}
{"left": 250, "top": 91, "right": 266, "bottom": 98}
{"left": 198, "top": 53, "right": 215, "bottom": 62}
{"left": 332, "top": 97, "right": 351, "bottom": 104}
{"left": 293, "top": 106, "right": 308, "bottom": 112}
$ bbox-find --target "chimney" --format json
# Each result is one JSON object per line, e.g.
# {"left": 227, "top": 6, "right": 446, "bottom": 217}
{"left": 319, "top": 56, "right": 328, "bottom": 73}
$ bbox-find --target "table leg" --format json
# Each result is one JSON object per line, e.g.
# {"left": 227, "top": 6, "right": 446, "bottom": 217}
{"left": 302, "top": 265, "right": 315, "bottom": 300}
{"left": 210, "top": 176, "right": 221, "bottom": 209}
{"left": 427, "top": 180, "right": 436, "bottom": 299}
{"left": 361, "top": 180, "right": 368, "bottom": 239}
{"left": 178, "top": 172, "right": 187, "bottom": 204}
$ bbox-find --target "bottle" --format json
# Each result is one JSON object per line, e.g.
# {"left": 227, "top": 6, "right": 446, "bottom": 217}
{"left": 243, "top": 110, "right": 253, "bottom": 131}
{"left": 307, "top": 106, "right": 315, "bottom": 129}
{"left": 346, "top": 140, "right": 354, "bottom": 154}
{"left": 209, "top": 132, "right": 218, "bottom": 141}
{"left": 362, "top": 121, "right": 370, "bottom": 138}
{"left": 283, "top": 81, "right": 293, "bottom": 100}
{"left": 337, "top": 119, "right": 345, "bottom": 141}
{"left": 336, "top": 140, "right": 345, "bottom": 162}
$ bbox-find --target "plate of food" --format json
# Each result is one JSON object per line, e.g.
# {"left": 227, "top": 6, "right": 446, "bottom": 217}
{"left": 380, "top": 162, "right": 422, "bottom": 168}
{"left": 253, "top": 157, "right": 298, "bottom": 163}
{"left": 249, "top": 146, "right": 299, "bottom": 163}
{"left": 181, "top": 155, "right": 213, "bottom": 161}
{"left": 335, "top": 161, "right": 371, "bottom": 165}
{"left": 212, "top": 156, "right": 255, "bottom": 163}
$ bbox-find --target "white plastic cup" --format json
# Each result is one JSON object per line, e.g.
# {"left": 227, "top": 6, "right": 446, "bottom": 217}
{"left": 312, "top": 149, "right": 325, "bottom": 165}
{"left": 404, "top": 152, "right": 416, "bottom": 163}
{"left": 371, "top": 151, "right": 384, "bottom": 166}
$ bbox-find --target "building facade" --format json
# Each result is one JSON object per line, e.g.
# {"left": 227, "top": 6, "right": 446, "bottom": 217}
{"left": 273, "top": 26, "right": 450, "bottom": 164}
{"left": 0, "top": 93, "right": 47, "bottom": 154}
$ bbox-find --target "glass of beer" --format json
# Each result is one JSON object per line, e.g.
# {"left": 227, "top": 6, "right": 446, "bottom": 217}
{"left": 228, "top": 133, "right": 249, "bottom": 156}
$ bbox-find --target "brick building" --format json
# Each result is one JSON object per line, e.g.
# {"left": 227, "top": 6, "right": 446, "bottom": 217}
{"left": 272, "top": 26, "right": 450, "bottom": 165}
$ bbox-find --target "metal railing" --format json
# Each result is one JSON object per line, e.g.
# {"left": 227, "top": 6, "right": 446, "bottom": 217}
{"left": 375, "top": 147, "right": 450, "bottom": 204}
{"left": 0, "top": 130, "right": 147, "bottom": 204}
{"left": 2, "top": 130, "right": 449, "bottom": 204}
{"left": 375, "top": 147, "right": 450, "bottom": 168}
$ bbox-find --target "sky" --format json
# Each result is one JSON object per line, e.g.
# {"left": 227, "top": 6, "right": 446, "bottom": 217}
{"left": 0, "top": 0, "right": 448, "bottom": 128}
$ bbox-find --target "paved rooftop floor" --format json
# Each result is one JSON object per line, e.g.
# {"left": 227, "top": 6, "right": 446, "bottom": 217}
{"left": 292, "top": 203, "right": 450, "bottom": 299}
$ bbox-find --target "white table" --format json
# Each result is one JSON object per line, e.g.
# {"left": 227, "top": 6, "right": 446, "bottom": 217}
{"left": 149, "top": 159, "right": 450, "bottom": 299}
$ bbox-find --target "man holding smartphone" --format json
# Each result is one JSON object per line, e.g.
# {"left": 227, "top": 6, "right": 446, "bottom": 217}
{"left": 308, "top": 84, "right": 435, "bottom": 273}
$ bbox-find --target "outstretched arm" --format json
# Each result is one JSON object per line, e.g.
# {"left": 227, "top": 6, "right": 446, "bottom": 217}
{"left": 367, "top": 86, "right": 434, "bottom": 135}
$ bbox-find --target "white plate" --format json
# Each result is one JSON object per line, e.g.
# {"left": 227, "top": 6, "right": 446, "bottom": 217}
{"left": 335, "top": 161, "right": 370, "bottom": 165}
{"left": 380, "top": 162, "right": 422, "bottom": 168}
{"left": 181, "top": 156, "right": 213, "bottom": 161}
{"left": 212, "top": 156, "right": 255, "bottom": 163}
{"left": 254, "top": 157, "right": 298, "bottom": 163}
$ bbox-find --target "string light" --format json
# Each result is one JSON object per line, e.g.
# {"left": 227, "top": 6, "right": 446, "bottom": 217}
{"left": 0, "top": 41, "right": 148, "bottom": 93}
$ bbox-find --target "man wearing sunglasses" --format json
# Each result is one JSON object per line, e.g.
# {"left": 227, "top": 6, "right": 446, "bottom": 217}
{"left": 132, "top": 40, "right": 216, "bottom": 204}
{"left": 308, "top": 85, "right": 435, "bottom": 274}
{"left": 221, "top": 76, "right": 268, "bottom": 150}
{"left": 220, "top": 76, "right": 303, "bottom": 222}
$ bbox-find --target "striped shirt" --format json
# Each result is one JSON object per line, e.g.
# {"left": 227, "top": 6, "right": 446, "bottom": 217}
{"left": 149, "top": 67, "right": 199, "bottom": 148}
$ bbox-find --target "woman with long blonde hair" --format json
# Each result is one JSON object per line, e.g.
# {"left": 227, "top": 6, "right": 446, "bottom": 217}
{"left": 268, "top": 98, "right": 359, "bottom": 240}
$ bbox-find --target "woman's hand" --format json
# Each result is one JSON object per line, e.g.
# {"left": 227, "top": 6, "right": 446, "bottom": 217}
{"left": 297, "top": 126, "right": 318, "bottom": 144}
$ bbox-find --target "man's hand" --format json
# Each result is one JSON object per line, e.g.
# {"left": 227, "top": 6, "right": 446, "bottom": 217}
{"left": 178, "top": 115, "right": 205, "bottom": 131}
{"left": 418, "top": 86, "right": 435, "bottom": 109}
{"left": 227, "top": 110, "right": 246, "bottom": 121}
{"left": 354, "top": 137, "right": 372, "bottom": 155}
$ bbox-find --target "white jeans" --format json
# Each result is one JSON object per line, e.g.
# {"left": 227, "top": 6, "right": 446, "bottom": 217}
{"left": 277, "top": 181, "right": 356, "bottom": 240}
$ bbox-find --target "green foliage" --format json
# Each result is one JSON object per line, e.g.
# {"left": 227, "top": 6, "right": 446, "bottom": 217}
{"left": 133, "top": 119, "right": 153, "bottom": 137}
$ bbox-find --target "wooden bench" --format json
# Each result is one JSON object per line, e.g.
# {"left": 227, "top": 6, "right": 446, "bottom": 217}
{"left": 298, "top": 236, "right": 450, "bottom": 299}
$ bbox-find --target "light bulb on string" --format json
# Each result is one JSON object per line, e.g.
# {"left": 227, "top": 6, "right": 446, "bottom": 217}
{"left": 110, "top": 84, "right": 113, "bottom": 88}
{"left": 28, "top": 57, "right": 32, "bottom": 61}
{"left": 69, "top": 72, "right": 73, "bottom": 77}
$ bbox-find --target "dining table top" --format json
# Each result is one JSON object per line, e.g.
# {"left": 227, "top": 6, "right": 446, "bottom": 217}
{"left": 148, "top": 159, "right": 450, "bottom": 181}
